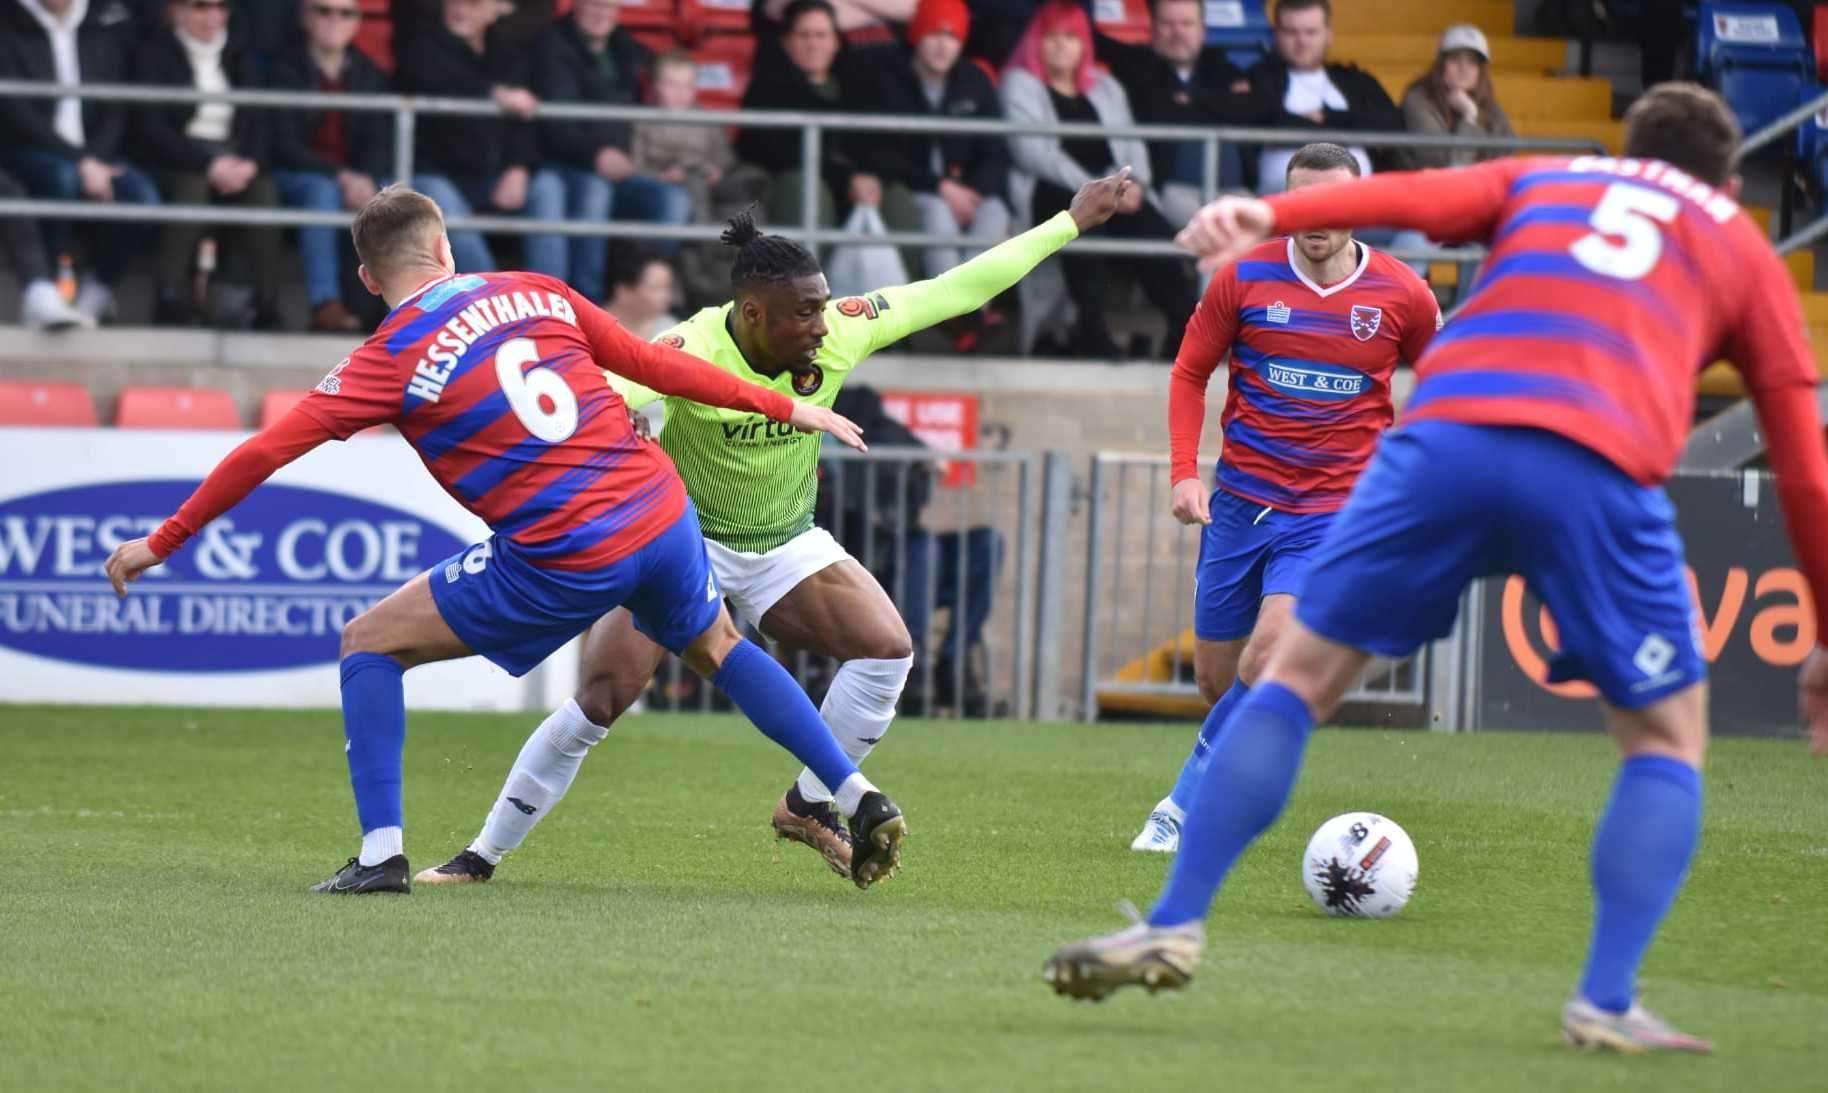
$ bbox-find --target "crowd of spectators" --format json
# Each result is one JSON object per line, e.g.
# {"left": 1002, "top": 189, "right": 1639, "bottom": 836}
{"left": 0, "top": 0, "right": 1518, "bottom": 353}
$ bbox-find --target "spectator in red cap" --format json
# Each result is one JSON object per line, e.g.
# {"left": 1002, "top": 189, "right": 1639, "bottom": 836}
{"left": 859, "top": 0, "right": 1012, "bottom": 281}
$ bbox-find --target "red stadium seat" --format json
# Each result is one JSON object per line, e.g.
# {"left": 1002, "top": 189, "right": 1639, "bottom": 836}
{"left": 677, "top": 0, "right": 751, "bottom": 44}
{"left": 0, "top": 380, "right": 98, "bottom": 427}
{"left": 115, "top": 386, "right": 242, "bottom": 430}
{"left": 618, "top": 0, "right": 679, "bottom": 31}
{"left": 1817, "top": 4, "right": 1828, "bottom": 82}
{"left": 258, "top": 389, "right": 311, "bottom": 428}
{"left": 1092, "top": 0, "right": 1150, "bottom": 45}
{"left": 690, "top": 34, "right": 756, "bottom": 110}
{"left": 355, "top": 0, "right": 395, "bottom": 74}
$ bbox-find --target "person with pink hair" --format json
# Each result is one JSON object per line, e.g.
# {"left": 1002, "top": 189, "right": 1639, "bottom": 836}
{"left": 999, "top": 0, "right": 1197, "bottom": 359}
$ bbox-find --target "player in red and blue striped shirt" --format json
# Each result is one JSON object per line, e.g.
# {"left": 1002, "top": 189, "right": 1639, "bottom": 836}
{"left": 1048, "top": 86, "right": 1828, "bottom": 1052}
{"left": 103, "top": 186, "right": 908, "bottom": 895}
{"left": 1131, "top": 143, "right": 1439, "bottom": 854}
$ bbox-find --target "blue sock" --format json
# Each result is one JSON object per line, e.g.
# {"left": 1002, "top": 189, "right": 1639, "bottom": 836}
{"left": 713, "top": 639, "right": 859, "bottom": 795}
{"left": 340, "top": 653, "right": 406, "bottom": 834}
{"left": 1577, "top": 755, "right": 1702, "bottom": 1013}
{"left": 1168, "top": 679, "right": 1250, "bottom": 813}
{"left": 1149, "top": 682, "right": 1314, "bottom": 927}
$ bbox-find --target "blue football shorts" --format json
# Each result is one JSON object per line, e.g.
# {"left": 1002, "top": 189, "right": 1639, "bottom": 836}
{"left": 1194, "top": 484, "right": 1336, "bottom": 642}
{"left": 429, "top": 501, "right": 723, "bottom": 677}
{"left": 1296, "top": 420, "right": 1704, "bottom": 709}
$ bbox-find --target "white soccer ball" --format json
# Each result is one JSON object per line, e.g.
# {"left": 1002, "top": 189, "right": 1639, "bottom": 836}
{"left": 1301, "top": 812, "right": 1418, "bottom": 919}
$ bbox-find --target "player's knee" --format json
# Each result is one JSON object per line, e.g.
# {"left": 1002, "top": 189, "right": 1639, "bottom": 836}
{"left": 1238, "top": 640, "right": 1274, "bottom": 687}
{"left": 1194, "top": 670, "right": 1226, "bottom": 706}
{"left": 858, "top": 622, "right": 913, "bottom": 663}
{"left": 574, "top": 678, "right": 630, "bottom": 727}
{"left": 339, "top": 611, "right": 378, "bottom": 659}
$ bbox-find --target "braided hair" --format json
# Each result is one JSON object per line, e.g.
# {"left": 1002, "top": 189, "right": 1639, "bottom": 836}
{"left": 722, "top": 207, "right": 821, "bottom": 292}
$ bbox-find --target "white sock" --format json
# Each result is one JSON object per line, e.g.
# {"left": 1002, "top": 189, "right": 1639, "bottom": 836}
{"left": 833, "top": 772, "right": 877, "bottom": 818}
{"left": 796, "top": 655, "right": 912, "bottom": 804}
{"left": 469, "top": 699, "right": 610, "bottom": 864}
{"left": 359, "top": 825, "right": 402, "bottom": 866}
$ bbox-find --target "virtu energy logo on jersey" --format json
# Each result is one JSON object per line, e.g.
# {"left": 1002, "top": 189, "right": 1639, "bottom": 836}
{"left": 0, "top": 481, "right": 467, "bottom": 672}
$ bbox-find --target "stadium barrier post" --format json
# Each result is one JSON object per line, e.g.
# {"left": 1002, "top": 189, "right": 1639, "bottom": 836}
{"left": 1013, "top": 455, "right": 1038, "bottom": 721}
{"left": 1079, "top": 455, "right": 1107, "bottom": 722}
{"left": 1032, "top": 452, "right": 1073, "bottom": 722}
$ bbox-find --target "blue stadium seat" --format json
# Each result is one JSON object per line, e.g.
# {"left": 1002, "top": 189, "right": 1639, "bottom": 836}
{"left": 1696, "top": 2, "right": 1814, "bottom": 136}
{"left": 1204, "top": 0, "right": 1270, "bottom": 67}
{"left": 1795, "top": 91, "right": 1828, "bottom": 196}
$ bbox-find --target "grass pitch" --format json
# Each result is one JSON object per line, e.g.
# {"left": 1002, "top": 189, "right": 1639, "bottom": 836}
{"left": 1, "top": 704, "right": 1823, "bottom": 1092}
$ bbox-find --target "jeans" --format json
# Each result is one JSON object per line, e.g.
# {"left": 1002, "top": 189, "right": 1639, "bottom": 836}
{"left": 910, "top": 192, "right": 1012, "bottom": 280}
{"left": 4, "top": 146, "right": 161, "bottom": 286}
{"left": 530, "top": 167, "right": 692, "bottom": 301}
{"left": 272, "top": 169, "right": 343, "bottom": 307}
{"left": 411, "top": 170, "right": 567, "bottom": 280}
{"left": 901, "top": 527, "right": 1003, "bottom": 667}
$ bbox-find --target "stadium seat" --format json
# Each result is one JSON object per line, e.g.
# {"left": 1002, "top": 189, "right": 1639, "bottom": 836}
{"left": 258, "top": 389, "right": 310, "bottom": 428}
{"left": 355, "top": 0, "right": 393, "bottom": 73}
{"left": 677, "top": 0, "right": 750, "bottom": 44}
{"left": 631, "top": 28, "right": 681, "bottom": 55}
{"left": 690, "top": 34, "right": 755, "bottom": 110}
{"left": 115, "top": 386, "right": 242, "bottom": 430}
{"left": 0, "top": 380, "right": 98, "bottom": 427}
{"left": 1816, "top": 4, "right": 1828, "bottom": 81}
{"left": 617, "top": 0, "right": 678, "bottom": 31}
{"left": 1091, "top": 0, "right": 1149, "bottom": 46}
{"left": 1202, "top": 0, "right": 1271, "bottom": 68}
{"left": 1696, "top": 2, "right": 1814, "bottom": 136}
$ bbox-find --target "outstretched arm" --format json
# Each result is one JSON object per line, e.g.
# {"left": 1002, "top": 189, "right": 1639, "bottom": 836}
{"left": 1178, "top": 158, "right": 1523, "bottom": 271}
{"left": 106, "top": 407, "right": 339, "bottom": 593}
{"left": 843, "top": 171, "right": 1134, "bottom": 358}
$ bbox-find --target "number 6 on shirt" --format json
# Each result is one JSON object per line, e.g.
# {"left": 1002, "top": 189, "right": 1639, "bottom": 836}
{"left": 1570, "top": 183, "right": 1681, "bottom": 281}
{"left": 495, "top": 336, "right": 579, "bottom": 442}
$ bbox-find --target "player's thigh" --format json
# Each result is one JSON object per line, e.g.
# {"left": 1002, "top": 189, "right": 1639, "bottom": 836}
{"left": 1294, "top": 423, "right": 1504, "bottom": 661}
{"left": 1512, "top": 440, "right": 1704, "bottom": 715}
{"left": 1193, "top": 637, "right": 1247, "bottom": 703}
{"left": 1194, "top": 489, "right": 1274, "bottom": 645}
{"left": 574, "top": 608, "right": 667, "bottom": 725}
{"left": 621, "top": 505, "right": 733, "bottom": 675}
{"left": 1604, "top": 680, "right": 1709, "bottom": 768}
{"left": 761, "top": 559, "right": 913, "bottom": 661}
{"left": 1258, "top": 616, "right": 1375, "bottom": 719}
{"left": 341, "top": 570, "right": 472, "bottom": 668}
{"left": 1238, "top": 593, "right": 1298, "bottom": 684}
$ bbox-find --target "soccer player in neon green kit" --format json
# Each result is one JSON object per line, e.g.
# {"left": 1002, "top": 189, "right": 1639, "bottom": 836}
{"left": 420, "top": 170, "right": 1133, "bottom": 886}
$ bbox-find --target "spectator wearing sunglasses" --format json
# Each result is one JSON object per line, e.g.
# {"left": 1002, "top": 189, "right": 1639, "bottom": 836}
{"left": 133, "top": 0, "right": 286, "bottom": 327}
{"left": 0, "top": 0, "right": 164, "bottom": 324}
{"left": 267, "top": 0, "right": 393, "bottom": 331}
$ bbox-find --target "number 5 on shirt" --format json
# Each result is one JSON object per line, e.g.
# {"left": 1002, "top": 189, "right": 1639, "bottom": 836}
{"left": 1570, "top": 183, "right": 1681, "bottom": 281}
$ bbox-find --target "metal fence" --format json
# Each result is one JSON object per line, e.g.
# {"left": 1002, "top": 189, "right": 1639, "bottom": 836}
{"left": 1077, "top": 451, "right": 1431, "bottom": 724}
{"left": 638, "top": 445, "right": 1042, "bottom": 721}
{"left": 0, "top": 78, "right": 1602, "bottom": 263}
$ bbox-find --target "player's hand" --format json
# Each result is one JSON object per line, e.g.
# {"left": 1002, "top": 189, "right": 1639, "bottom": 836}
{"left": 1176, "top": 194, "right": 1277, "bottom": 273}
{"left": 1169, "top": 478, "right": 1211, "bottom": 525}
{"left": 104, "top": 538, "right": 163, "bottom": 597}
{"left": 1068, "top": 167, "right": 1131, "bottom": 234}
{"left": 788, "top": 403, "right": 867, "bottom": 452}
{"left": 1799, "top": 645, "right": 1828, "bottom": 756}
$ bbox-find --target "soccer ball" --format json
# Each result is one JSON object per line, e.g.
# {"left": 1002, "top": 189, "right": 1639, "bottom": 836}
{"left": 1301, "top": 812, "right": 1418, "bottom": 919}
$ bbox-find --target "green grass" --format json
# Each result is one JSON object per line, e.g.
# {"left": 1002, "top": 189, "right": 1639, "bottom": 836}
{"left": 1, "top": 705, "right": 1824, "bottom": 1091}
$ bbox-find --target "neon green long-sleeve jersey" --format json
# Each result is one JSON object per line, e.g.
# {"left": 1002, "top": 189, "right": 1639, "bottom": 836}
{"left": 605, "top": 211, "right": 1079, "bottom": 553}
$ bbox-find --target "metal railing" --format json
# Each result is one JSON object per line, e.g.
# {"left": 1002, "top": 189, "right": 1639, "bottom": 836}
{"left": 0, "top": 78, "right": 1601, "bottom": 262}
{"left": 1077, "top": 452, "right": 1431, "bottom": 724}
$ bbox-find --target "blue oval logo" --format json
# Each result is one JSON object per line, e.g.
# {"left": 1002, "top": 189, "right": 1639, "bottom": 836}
{"left": 0, "top": 480, "right": 469, "bottom": 672}
{"left": 1257, "top": 357, "right": 1369, "bottom": 402}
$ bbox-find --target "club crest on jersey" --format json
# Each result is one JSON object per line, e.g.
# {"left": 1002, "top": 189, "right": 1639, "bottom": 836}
{"left": 792, "top": 366, "right": 824, "bottom": 396}
{"left": 1350, "top": 305, "right": 1383, "bottom": 341}
{"left": 1267, "top": 301, "right": 1291, "bottom": 324}
{"left": 656, "top": 333, "right": 685, "bottom": 349}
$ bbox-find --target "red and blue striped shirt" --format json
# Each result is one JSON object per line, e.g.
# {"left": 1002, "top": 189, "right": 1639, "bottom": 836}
{"left": 1169, "top": 238, "right": 1440, "bottom": 513}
